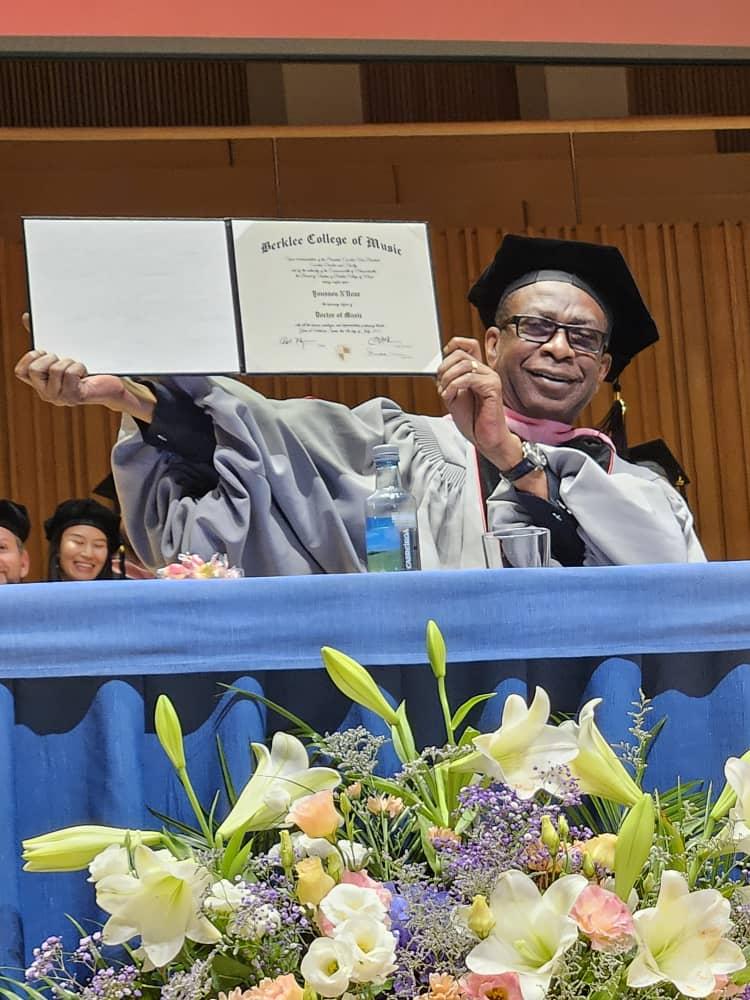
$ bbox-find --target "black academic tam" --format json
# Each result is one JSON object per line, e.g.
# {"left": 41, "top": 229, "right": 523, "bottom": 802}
{"left": 468, "top": 234, "right": 660, "bottom": 382}
{"left": 0, "top": 499, "right": 30, "bottom": 543}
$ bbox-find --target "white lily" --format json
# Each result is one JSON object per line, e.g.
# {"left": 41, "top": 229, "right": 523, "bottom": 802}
{"left": 87, "top": 845, "right": 130, "bottom": 883}
{"left": 217, "top": 732, "right": 339, "bottom": 838}
{"left": 722, "top": 757, "right": 750, "bottom": 852}
{"left": 627, "top": 870, "right": 745, "bottom": 997}
{"left": 560, "top": 699, "right": 641, "bottom": 807}
{"left": 95, "top": 843, "right": 221, "bottom": 967}
{"left": 466, "top": 688, "right": 579, "bottom": 798}
{"left": 465, "top": 869, "right": 587, "bottom": 999}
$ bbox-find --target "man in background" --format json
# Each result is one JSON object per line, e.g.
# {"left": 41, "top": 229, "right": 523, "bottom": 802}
{"left": 0, "top": 500, "right": 30, "bottom": 584}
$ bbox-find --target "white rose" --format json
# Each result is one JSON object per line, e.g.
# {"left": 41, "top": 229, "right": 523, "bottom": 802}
{"left": 300, "top": 937, "right": 354, "bottom": 997}
{"left": 333, "top": 916, "right": 397, "bottom": 983}
{"left": 204, "top": 878, "right": 245, "bottom": 913}
{"left": 319, "top": 884, "right": 387, "bottom": 929}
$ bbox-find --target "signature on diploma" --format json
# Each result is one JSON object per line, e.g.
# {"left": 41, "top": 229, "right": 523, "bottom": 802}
{"left": 279, "top": 335, "right": 320, "bottom": 349}
{"left": 336, "top": 345, "right": 352, "bottom": 361}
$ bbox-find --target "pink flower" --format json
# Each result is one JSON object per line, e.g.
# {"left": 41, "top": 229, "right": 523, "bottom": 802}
{"left": 709, "top": 975, "right": 744, "bottom": 998}
{"left": 245, "top": 975, "right": 303, "bottom": 1000}
{"left": 286, "top": 790, "right": 341, "bottom": 839}
{"left": 160, "top": 562, "right": 191, "bottom": 579}
{"left": 459, "top": 972, "right": 524, "bottom": 1000}
{"left": 341, "top": 868, "right": 393, "bottom": 910}
{"left": 570, "top": 883, "right": 635, "bottom": 953}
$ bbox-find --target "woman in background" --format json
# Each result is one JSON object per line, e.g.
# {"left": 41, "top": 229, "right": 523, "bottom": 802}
{"left": 45, "top": 498, "right": 122, "bottom": 582}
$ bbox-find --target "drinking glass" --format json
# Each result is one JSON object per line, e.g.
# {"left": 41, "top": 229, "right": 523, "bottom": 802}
{"left": 482, "top": 526, "right": 551, "bottom": 568}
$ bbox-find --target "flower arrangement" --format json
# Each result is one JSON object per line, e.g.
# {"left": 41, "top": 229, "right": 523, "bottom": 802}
{"left": 9, "top": 621, "right": 750, "bottom": 1000}
{"left": 157, "top": 553, "right": 244, "bottom": 580}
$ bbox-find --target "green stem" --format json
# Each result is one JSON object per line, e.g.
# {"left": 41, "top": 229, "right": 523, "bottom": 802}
{"left": 436, "top": 676, "right": 455, "bottom": 746}
{"left": 177, "top": 767, "right": 213, "bottom": 842}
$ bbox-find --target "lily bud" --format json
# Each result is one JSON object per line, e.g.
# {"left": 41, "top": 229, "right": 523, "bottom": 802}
{"left": 557, "top": 815, "right": 569, "bottom": 841}
{"left": 154, "top": 694, "right": 186, "bottom": 771}
{"left": 541, "top": 815, "right": 560, "bottom": 857}
{"left": 467, "top": 895, "right": 496, "bottom": 939}
{"left": 302, "top": 986, "right": 318, "bottom": 1000}
{"left": 642, "top": 871, "right": 656, "bottom": 895}
{"left": 426, "top": 620, "right": 447, "bottom": 680}
{"left": 339, "top": 793, "right": 352, "bottom": 818}
{"left": 321, "top": 647, "right": 398, "bottom": 726}
{"left": 23, "top": 825, "right": 161, "bottom": 872}
{"left": 279, "top": 830, "right": 295, "bottom": 875}
{"left": 614, "top": 793, "right": 655, "bottom": 902}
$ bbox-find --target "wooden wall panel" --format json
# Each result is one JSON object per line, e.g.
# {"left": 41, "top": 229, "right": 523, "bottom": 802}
{"left": 0, "top": 59, "right": 252, "bottom": 128}
{"left": 576, "top": 145, "right": 750, "bottom": 224}
{"left": 274, "top": 134, "right": 576, "bottom": 228}
{"left": 360, "top": 61, "right": 519, "bottom": 124}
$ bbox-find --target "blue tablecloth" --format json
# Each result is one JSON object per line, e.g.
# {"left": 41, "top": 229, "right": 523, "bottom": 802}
{"left": 2, "top": 563, "right": 750, "bottom": 973}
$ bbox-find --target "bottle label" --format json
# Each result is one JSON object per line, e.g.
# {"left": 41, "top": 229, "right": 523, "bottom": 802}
{"left": 366, "top": 516, "right": 420, "bottom": 572}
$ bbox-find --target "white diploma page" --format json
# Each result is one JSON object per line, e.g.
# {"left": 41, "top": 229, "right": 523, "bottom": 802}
{"left": 23, "top": 217, "right": 241, "bottom": 375}
{"left": 231, "top": 220, "right": 442, "bottom": 375}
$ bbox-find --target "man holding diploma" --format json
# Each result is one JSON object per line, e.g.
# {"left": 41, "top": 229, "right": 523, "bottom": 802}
{"left": 15, "top": 235, "right": 704, "bottom": 572}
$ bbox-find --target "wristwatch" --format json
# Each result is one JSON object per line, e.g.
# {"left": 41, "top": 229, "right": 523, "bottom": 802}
{"left": 499, "top": 440, "right": 548, "bottom": 483}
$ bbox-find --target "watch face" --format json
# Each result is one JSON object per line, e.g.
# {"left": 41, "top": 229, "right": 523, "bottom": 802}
{"left": 523, "top": 442, "right": 548, "bottom": 468}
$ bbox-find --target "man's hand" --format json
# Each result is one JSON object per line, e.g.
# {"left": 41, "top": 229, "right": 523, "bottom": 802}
{"left": 436, "top": 336, "right": 521, "bottom": 468}
{"left": 436, "top": 336, "right": 548, "bottom": 500}
{"left": 15, "top": 316, "right": 156, "bottom": 422}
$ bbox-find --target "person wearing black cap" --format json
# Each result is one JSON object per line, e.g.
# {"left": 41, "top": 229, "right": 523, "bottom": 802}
{"left": 0, "top": 500, "right": 30, "bottom": 584}
{"left": 15, "top": 235, "right": 704, "bottom": 573}
{"left": 436, "top": 234, "right": 705, "bottom": 565}
{"left": 44, "top": 498, "right": 122, "bottom": 582}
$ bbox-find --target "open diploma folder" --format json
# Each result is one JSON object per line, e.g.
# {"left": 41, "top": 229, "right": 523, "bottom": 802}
{"left": 23, "top": 217, "right": 443, "bottom": 377}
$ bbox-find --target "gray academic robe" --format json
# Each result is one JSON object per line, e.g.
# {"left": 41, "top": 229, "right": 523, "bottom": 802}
{"left": 111, "top": 376, "right": 705, "bottom": 575}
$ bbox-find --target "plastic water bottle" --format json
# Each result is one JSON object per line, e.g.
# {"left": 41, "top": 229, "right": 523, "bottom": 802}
{"left": 365, "top": 444, "right": 421, "bottom": 572}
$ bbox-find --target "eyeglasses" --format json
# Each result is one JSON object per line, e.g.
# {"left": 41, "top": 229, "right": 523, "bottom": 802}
{"left": 505, "top": 315, "right": 608, "bottom": 358}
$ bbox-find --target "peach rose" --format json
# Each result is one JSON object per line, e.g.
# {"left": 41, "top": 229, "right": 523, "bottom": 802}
{"left": 286, "top": 790, "right": 341, "bottom": 839}
{"left": 570, "top": 883, "right": 635, "bottom": 953}
{"left": 246, "top": 975, "right": 303, "bottom": 1000}
{"left": 459, "top": 972, "right": 524, "bottom": 1000}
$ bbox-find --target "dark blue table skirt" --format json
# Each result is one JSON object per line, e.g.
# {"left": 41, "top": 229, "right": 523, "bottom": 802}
{"left": 2, "top": 564, "right": 750, "bottom": 973}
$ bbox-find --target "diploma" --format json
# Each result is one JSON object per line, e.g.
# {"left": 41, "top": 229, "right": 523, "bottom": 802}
{"left": 23, "top": 216, "right": 442, "bottom": 376}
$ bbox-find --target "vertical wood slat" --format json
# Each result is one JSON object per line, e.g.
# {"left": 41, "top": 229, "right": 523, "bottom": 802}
{"left": 628, "top": 65, "right": 750, "bottom": 152}
{"left": 3, "top": 220, "right": 749, "bottom": 576}
{"left": 0, "top": 60, "right": 253, "bottom": 128}
{"left": 361, "top": 62, "right": 520, "bottom": 124}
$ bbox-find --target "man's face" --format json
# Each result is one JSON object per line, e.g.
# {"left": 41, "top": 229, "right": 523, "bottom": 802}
{"left": 485, "top": 280, "right": 612, "bottom": 425}
{"left": 0, "top": 526, "right": 29, "bottom": 584}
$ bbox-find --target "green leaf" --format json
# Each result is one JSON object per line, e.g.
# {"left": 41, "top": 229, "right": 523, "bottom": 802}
{"left": 451, "top": 693, "right": 496, "bottom": 732}
{"left": 219, "top": 684, "right": 319, "bottom": 739}
{"left": 227, "top": 836, "right": 257, "bottom": 880}
{"left": 458, "top": 725, "right": 480, "bottom": 747}
{"left": 0, "top": 979, "right": 58, "bottom": 1000}
{"left": 211, "top": 954, "right": 256, "bottom": 992}
{"left": 219, "top": 826, "right": 247, "bottom": 877}
{"left": 215, "top": 735, "right": 238, "bottom": 807}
